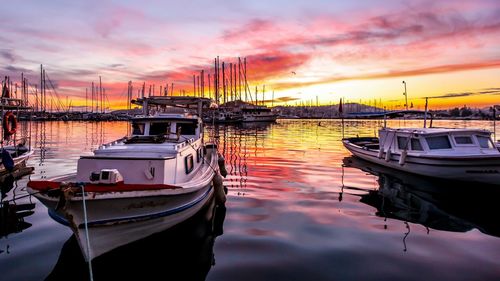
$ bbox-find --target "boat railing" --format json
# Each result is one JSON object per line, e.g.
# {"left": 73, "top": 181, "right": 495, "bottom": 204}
{"left": 175, "top": 138, "right": 195, "bottom": 150}
{"left": 99, "top": 136, "right": 128, "bottom": 149}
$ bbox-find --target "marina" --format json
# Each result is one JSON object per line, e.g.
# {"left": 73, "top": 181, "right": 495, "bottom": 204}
{"left": 1, "top": 119, "right": 500, "bottom": 280}
{"left": 1, "top": 0, "right": 500, "bottom": 280}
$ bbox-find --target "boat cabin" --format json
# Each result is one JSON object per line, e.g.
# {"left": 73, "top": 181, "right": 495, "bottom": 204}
{"left": 127, "top": 113, "right": 202, "bottom": 143}
{"left": 379, "top": 128, "right": 498, "bottom": 155}
{"left": 75, "top": 113, "right": 206, "bottom": 185}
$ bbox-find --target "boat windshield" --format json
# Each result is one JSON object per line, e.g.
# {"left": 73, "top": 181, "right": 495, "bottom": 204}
{"left": 477, "top": 136, "right": 494, "bottom": 149}
{"left": 132, "top": 123, "right": 145, "bottom": 135}
{"left": 150, "top": 122, "right": 170, "bottom": 135}
{"left": 410, "top": 138, "right": 423, "bottom": 151}
{"left": 178, "top": 123, "right": 197, "bottom": 135}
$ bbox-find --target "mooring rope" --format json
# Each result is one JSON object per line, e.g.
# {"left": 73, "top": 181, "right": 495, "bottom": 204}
{"left": 80, "top": 184, "right": 94, "bottom": 281}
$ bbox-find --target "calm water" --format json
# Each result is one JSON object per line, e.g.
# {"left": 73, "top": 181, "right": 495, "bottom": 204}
{"left": 1, "top": 119, "right": 500, "bottom": 280}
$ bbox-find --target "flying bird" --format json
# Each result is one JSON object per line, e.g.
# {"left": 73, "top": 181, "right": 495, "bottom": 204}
{"left": 291, "top": 71, "right": 296, "bottom": 75}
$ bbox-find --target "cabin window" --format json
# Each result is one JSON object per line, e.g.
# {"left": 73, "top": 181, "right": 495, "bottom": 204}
{"left": 477, "top": 136, "right": 494, "bottom": 149}
{"left": 454, "top": 136, "right": 473, "bottom": 145}
{"left": 132, "top": 123, "right": 145, "bottom": 135}
{"left": 426, "top": 136, "right": 452, "bottom": 149}
{"left": 410, "top": 138, "right": 423, "bottom": 151}
{"left": 196, "top": 148, "right": 203, "bottom": 163}
{"left": 179, "top": 123, "right": 197, "bottom": 135}
{"left": 150, "top": 122, "right": 170, "bottom": 135}
{"left": 185, "top": 154, "right": 194, "bottom": 174}
{"left": 397, "top": 136, "right": 409, "bottom": 150}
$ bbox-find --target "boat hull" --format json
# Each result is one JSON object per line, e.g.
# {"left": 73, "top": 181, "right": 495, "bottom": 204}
{"left": 0, "top": 148, "right": 33, "bottom": 175}
{"left": 343, "top": 140, "right": 500, "bottom": 185}
{"left": 241, "top": 114, "right": 278, "bottom": 122}
{"left": 33, "top": 180, "right": 215, "bottom": 261}
{"left": 28, "top": 145, "right": 222, "bottom": 261}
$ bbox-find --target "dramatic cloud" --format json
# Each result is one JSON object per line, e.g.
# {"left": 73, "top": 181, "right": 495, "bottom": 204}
{"left": 1, "top": 0, "right": 499, "bottom": 108}
{"left": 271, "top": 60, "right": 500, "bottom": 90}
{"left": 275, "top": 96, "right": 300, "bottom": 102}
{"left": 0, "top": 49, "right": 16, "bottom": 63}
{"left": 427, "top": 88, "right": 500, "bottom": 99}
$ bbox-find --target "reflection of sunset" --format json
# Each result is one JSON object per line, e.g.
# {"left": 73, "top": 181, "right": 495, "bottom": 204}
{"left": 1, "top": 1, "right": 499, "bottom": 109}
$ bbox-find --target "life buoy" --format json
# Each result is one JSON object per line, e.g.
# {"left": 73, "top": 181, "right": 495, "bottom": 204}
{"left": 3, "top": 111, "right": 17, "bottom": 137}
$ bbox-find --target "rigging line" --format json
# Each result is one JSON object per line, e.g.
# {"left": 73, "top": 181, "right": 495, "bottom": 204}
{"left": 179, "top": 134, "right": 220, "bottom": 175}
{"left": 105, "top": 92, "right": 111, "bottom": 111}
{"left": 80, "top": 183, "right": 94, "bottom": 281}
{"left": 44, "top": 72, "right": 66, "bottom": 110}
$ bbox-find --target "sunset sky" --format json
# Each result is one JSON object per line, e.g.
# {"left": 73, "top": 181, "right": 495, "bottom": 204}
{"left": 1, "top": 0, "right": 499, "bottom": 110}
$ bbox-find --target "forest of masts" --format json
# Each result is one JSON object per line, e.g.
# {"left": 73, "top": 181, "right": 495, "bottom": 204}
{"left": 3, "top": 58, "right": 414, "bottom": 114}
{"left": 1, "top": 64, "right": 110, "bottom": 114}
{"left": 124, "top": 56, "right": 274, "bottom": 110}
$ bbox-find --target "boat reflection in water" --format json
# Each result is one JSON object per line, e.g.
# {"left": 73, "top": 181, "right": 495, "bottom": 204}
{"left": 1, "top": 172, "right": 36, "bottom": 241}
{"left": 343, "top": 156, "right": 500, "bottom": 239}
{"left": 0, "top": 200, "right": 36, "bottom": 240}
{"left": 46, "top": 197, "right": 226, "bottom": 281}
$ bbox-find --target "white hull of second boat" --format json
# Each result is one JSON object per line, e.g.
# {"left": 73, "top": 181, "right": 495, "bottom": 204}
{"left": 343, "top": 140, "right": 500, "bottom": 185}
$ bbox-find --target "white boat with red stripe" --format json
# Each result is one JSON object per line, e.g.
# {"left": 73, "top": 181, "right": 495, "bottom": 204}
{"left": 27, "top": 96, "right": 227, "bottom": 261}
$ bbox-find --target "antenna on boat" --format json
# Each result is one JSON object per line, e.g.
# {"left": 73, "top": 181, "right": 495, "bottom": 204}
{"left": 424, "top": 97, "right": 428, "bottom": 128}
{"left": 402, "top": 81, "right": 408, "bottom": 111}
{"left": 493, "top": 106, "right": 497, "bottom": 142}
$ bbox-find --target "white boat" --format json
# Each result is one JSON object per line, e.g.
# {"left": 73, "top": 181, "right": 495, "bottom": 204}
{"left": 203, "top": 109, "right": 243, "bottom": 124}
{"left": 1, "top": 144, "right": 33, "bottom": 174}
{"left": 1, "top": 111, "right": 34, "bottom": 175}
{"left": 27, "top": 96, "right": 227, "bottom": 261}
{"left": 46, "top": 195, "right": 226, "bottom": 280}
{"left": 342, "top": 111, "right": 500, "bottom": 185}
{"left": 240, "top": 105, "right": 278, "bottom": 122}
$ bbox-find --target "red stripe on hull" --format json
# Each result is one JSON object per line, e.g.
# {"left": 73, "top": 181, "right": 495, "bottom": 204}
{"left": 28, "top": 180, "right": 181, "bottom": 192}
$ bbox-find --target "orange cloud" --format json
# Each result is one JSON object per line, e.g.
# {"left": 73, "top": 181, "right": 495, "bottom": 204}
{"left": 271, "top": 60, "right": 500, "bottom": 90}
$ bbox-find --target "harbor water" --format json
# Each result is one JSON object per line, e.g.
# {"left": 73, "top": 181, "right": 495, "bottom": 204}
{"left": 1, "top": 119, "right": 500, "bottom": 280}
